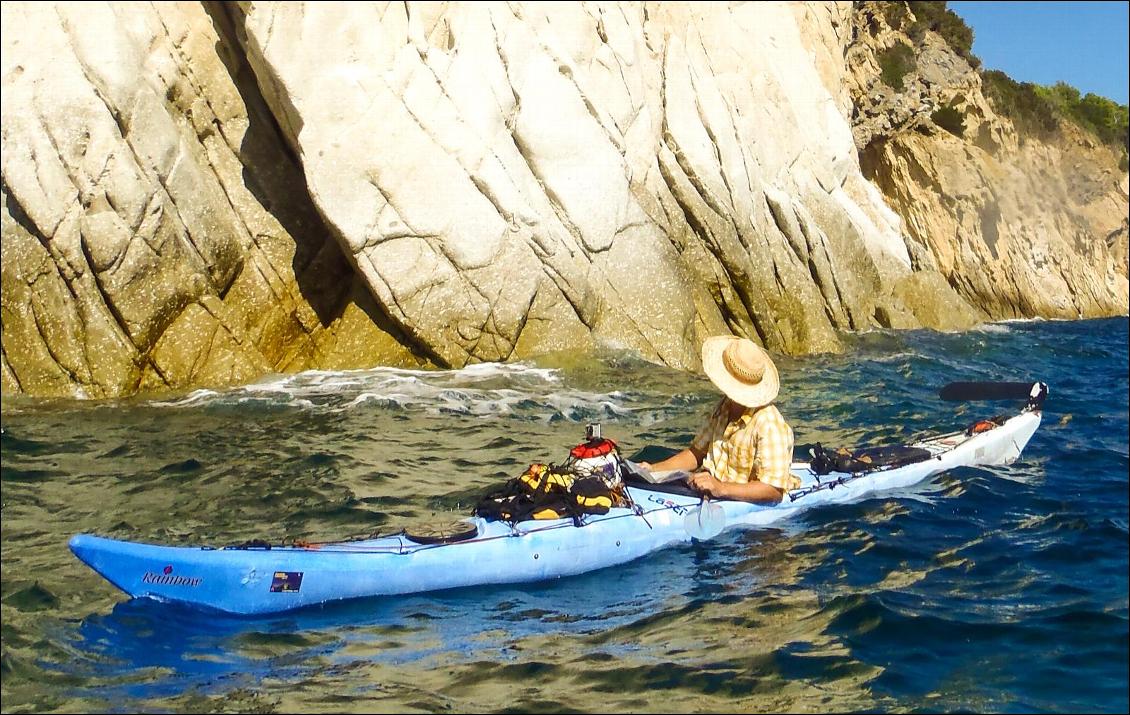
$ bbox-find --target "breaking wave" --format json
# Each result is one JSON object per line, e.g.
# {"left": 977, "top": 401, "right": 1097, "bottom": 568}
{"left": 147, "top": 363, "right": 671, "bottom": 423}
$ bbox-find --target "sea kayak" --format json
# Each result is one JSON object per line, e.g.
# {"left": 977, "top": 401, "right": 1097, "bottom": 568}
{"left": 69, "top": 392, "right": 1043, "bottom": 616}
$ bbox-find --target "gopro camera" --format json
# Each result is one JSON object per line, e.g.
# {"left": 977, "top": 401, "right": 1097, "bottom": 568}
{"left": 585, "top": 423, "right": 601, "bottom": 441}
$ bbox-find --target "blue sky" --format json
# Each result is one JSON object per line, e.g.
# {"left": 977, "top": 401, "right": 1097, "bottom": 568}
{"left": 948, "top": 1, "right": 1129, "bottom": 104}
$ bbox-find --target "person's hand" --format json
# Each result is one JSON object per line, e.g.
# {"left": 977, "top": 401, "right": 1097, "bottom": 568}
{"left": 687, "top": 472, "right": 723, "bottom": 498}
{"left": 637, "top": 461, "right": 652, "bottom": 471}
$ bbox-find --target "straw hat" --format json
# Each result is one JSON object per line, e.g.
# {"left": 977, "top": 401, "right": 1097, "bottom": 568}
{"left": 701, "top": 336, "right": 780, "bottom": 408}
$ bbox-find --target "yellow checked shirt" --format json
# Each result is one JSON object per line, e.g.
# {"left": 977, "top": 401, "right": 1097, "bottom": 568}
{"left": 690, "top": 397, "right": 800, "bottom": 492}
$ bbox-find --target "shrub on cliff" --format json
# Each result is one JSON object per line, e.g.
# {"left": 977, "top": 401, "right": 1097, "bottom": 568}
{"left": 981, "top": 70, "right": 1059, "bottom": 138}
{"left": 879, "top": 43, "right": 917, "bottom": 91}
{"left": 931, "top": 105, "right": 965, "bottom": 137}
{"left": 881, "top": 1, "right": 981, "bottom": 69}
{"left": 907, "top": 1, "right": 980, "bottom": 68}
{"left": 1040, "top": 83, "right": 1129, "bottom": 150}
{"left": 983, "top": 72, "right": 1129, "bottom": 160}
{"left": 876, "top": 3, "right": 1128, "bottom": 166}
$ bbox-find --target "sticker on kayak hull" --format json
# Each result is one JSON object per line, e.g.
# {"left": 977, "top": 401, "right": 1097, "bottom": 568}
{"left": 270, "top": 571, "right": 303, "bottom": 593}
{"left": 141, "top": 565, "right": 202, "bottom": 588}
{"left": 646, "top": 493, "right": 689, "bottom": 515}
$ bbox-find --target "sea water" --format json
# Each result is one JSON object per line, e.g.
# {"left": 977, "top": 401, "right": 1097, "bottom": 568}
{"left": 2, "top": 318, "right": 1126, "bottom": 713}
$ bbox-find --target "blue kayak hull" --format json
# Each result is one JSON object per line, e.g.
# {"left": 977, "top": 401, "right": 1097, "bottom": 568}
{"left": 70, "top": 411, "right": 1041, "bottom": 615}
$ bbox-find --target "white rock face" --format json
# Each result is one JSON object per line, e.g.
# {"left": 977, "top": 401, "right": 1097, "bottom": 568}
{"left": 235, "top": 1, "right": 923, "bottom": 366}
{"left": 1, "top": 2, "right": 418, "bottom": 398}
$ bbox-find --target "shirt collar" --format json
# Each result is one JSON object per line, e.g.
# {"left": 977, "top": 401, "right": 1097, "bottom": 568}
{"left": 723, "top": 397, "right": 757, "bottom": 425}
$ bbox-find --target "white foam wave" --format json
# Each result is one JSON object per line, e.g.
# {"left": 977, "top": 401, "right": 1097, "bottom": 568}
{"left": 869, "top": 351, "right": 921, "bottom": 364}
{"left": 973, "top": 323, "right": 1012, "bottom": 334}
{"left": 994, "top": 316, "right": 1048, "bottom": 324}
{"left": 150, "top": 389, "right": 220, "bottom": 408}
{"left": 142, "top": 362, "right": 641, "bottom": 422}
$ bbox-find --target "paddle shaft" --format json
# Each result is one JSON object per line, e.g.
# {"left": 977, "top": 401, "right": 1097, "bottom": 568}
{"left": 939, "top": 381, "right": 1041, "bottom": 402}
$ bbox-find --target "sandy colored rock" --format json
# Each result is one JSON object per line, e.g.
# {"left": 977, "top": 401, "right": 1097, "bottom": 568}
{"left": 878, "top": 270, "right": 986, "bottom": 331}
{"left": 848, "top": 1, "right": 1128, "bottom": 322}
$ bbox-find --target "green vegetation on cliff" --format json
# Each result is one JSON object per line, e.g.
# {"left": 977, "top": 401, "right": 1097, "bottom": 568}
{"left": 879, "top": 1, "right": 980, "bottom": 68}
{"left": 930, "top": 104, "right": 965, "bottom": 137}
{"left": 979, "top": 70, "right": 1058, "bottom": 137}
{"left": 1039, "top": 82, "right": 1129, "bottom": 150}
{"left": 880, "top": 1, "right": 1129, "bottom": 165}
{"left": 982, "top": 71, "right": 1129, "bottom": 165}
{"left": 878, "top": 43, "right": 916, "bottom": 91}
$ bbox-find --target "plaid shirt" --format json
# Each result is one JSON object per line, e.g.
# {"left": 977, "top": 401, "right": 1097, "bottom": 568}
{"left": 690, "top": 398, "right": 799, "bottom": 492}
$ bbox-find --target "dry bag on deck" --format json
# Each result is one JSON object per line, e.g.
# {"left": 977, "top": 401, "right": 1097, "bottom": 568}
{"left": 810, "top": 443, "right": 931, "bottom": 476}
{"left": 473, "top": 426, "right": 630, "bottom": 525}
{"left": 475, "top": 471, "right": 625, "bottom": 526}
{"left": 569, "top": 476, "right": 615, "bottom": 515}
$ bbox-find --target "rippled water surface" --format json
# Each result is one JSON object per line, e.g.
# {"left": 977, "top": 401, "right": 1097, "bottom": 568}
{"left": 2, "top": 318, "right": 1127, "bottom": 713}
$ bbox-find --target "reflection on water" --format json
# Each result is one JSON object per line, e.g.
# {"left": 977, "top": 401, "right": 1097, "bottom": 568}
{"left": 2, "top": 318, "right": 1127, "bottom": 713}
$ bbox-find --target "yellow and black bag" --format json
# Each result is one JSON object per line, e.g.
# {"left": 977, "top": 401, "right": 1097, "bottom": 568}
{"left": 569, "top": 476, "right": 615, "bottom": 515}
{"left": 475, "top": 465, "right": 619, "bottom": 524}
{"left": 517, "top": 463, "right": 575, "bottom": 494}
{"left": 474, "top": 463, "right": 581, "bottom": 524}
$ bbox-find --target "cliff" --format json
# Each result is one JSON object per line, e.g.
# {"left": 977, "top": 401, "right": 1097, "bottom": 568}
{"left": 2, "top": 1, "right": 1126, "bottom": 399}
{"left": 847, "top": 2, "right": 1128, "bottom": 322}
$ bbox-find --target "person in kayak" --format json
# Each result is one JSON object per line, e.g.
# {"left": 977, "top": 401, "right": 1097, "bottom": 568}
{"left": 641, "top": 336, "right": 799, "bottom": 503}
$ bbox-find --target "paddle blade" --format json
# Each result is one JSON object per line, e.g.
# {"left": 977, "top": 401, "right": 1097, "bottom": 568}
{"left": 939, "top": 381, "right": 1038, "bottom": 402}
{"left": 684, "top": 500, "right": 725, "bottom": 540}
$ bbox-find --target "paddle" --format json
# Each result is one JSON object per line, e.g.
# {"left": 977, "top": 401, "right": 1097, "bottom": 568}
{"left": 684, "top": 496, "right": 725, "bottom": 540}
{"left": 939, "top": 381, "right": 1039, "bottom": 402}
{"left": 629, "top": 462, "right": 725, "bottom": 539}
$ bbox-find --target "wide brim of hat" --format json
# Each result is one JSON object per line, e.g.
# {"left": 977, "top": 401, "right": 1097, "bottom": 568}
{"left": 701, "top": 336, "right": 780, "bottom": 408}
